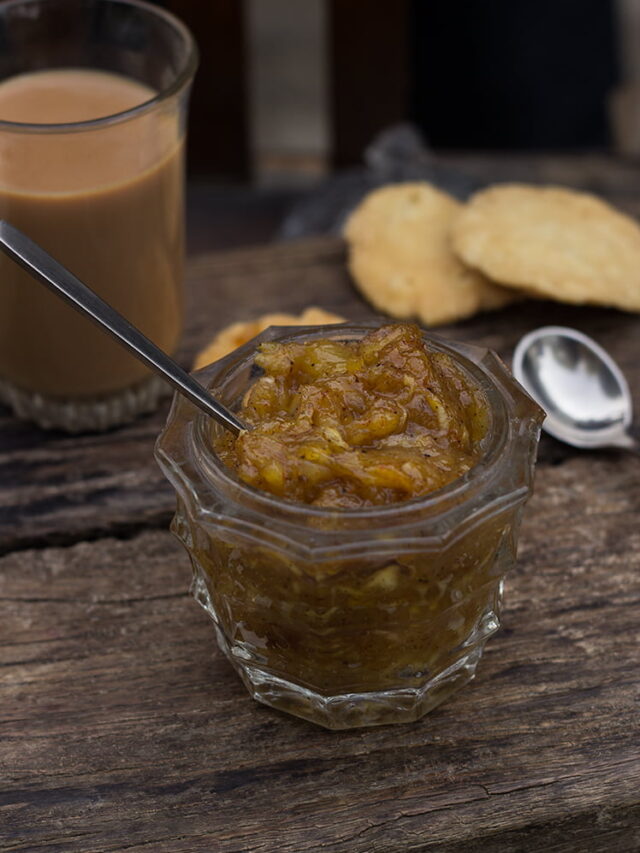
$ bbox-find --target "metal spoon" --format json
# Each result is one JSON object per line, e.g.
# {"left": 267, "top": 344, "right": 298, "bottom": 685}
{"left": 513, "top": 325, "right": 638, "bottom": 454}
{"left": 0, "top": 220, "right": 246, "bottom": 436}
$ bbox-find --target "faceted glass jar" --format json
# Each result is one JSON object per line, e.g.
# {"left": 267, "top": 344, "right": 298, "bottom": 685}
{"left": 155, "top": 324, "right": 544, "bottom": 729}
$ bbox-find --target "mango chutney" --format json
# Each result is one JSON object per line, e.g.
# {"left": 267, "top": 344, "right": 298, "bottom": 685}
{"left": 216, "top": 324, "right": 488, "bottom": 507}
{"left": 155, "top": 322, "right": 544, "bottom": 729}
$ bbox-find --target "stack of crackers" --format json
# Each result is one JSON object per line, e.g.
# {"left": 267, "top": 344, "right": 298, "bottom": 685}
{"left": 194, "top": 181, "right": 640, "bottom": 369}
{"left": 344, "top": 182, "right": 640, "bottom": 325}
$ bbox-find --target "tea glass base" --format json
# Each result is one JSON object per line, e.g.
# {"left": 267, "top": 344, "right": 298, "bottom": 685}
{"left": 0, "top": 374, "right": 169, "bottom": 432}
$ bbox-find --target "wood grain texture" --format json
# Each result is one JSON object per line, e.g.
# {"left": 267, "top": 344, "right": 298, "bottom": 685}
{"left": 1, "top": 235, "right": 639, "bottom": 553}
{"left": 1, "top": 452, "right": 639, "bottom": 851}
{"left": 433, "top": 152, "right": 640, "bottom": 203}
{"left": 1, "top": 171, "right": 640, "bottom": 849}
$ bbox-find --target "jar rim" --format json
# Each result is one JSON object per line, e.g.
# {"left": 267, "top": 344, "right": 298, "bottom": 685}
{"left": 188, "top": 323, "right": 512, "bottom": 524}
{"left": 0, "top": 0, "right": 198, "bottom": 134}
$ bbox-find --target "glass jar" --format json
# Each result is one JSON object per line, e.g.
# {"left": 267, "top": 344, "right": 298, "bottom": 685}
{"left": 155, "top": 324, "right": 544, "bottom": 729}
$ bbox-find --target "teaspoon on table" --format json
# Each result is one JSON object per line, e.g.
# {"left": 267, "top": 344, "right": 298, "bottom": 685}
{"left": 0, "top": 220, "right": 247, "bottom": 436}
{"left": 513, "top": 325, "right": 638, "bottom": 454}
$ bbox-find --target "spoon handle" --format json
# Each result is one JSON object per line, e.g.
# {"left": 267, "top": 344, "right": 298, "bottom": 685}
{"left": 624, "top": 438, "right": 640, "bottom": 457}
{"left": 607, "top": 431, "right": 640, "bottom": 456}
{"left": 0, "top": 221, "right": 245, "bottom": 436}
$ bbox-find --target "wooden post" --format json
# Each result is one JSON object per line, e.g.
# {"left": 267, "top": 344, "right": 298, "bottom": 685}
{"left": 164, "top": 0, "right": 250, "bottom": 179}
{"left": 327, "top": 0, "right": 410, "bottom": 169}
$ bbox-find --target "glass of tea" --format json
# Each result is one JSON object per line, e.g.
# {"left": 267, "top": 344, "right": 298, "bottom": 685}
{"left": 0, "top": 0, "right": 197, "bottom": 431}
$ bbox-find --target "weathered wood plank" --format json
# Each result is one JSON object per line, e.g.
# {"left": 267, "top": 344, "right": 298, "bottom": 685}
{"left": 1, "top": 452, "right": 639, "bottom": 851}
{"left": 434, "top": 151, "right": 640, "bottom": 202}
{"left": 1, "top": 236, "right": 639, "bottom": 554}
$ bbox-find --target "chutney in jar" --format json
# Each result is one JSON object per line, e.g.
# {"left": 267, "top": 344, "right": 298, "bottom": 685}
{"left": 216, "top": 323, "right": 489, "bottom": 507}
{"left": 155, "top": 322, "right": 543, "bottom": 728}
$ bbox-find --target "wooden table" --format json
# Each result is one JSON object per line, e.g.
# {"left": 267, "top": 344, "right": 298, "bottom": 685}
{"left": 2, "top": 232, "right": 639, "bottom": 851}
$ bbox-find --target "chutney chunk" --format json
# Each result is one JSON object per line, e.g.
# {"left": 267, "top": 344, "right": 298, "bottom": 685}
{"left": 216, "top": 324, "right": 488, "bottom": 507}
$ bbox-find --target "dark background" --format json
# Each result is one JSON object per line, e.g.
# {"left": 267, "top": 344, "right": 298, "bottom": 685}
{"left": 159, "top": 0, "right": 620, "bottom": 180}
{"left": 411, "top": 0, "right": 618, "bottom": 150}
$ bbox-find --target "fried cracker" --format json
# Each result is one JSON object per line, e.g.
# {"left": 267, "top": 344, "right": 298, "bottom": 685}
{"left": 452, "top": 183, "right": 640, "bottom": 311}
{"left": 344, "top": 182, "right": 514, "bottom": 326}
{"left": 194, "top": 307, "right": 345, "bottom": 369}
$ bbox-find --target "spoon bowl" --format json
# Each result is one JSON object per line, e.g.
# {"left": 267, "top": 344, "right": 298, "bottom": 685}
{"left": 513, "top": 325, "right": 637, "bottom": 452}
